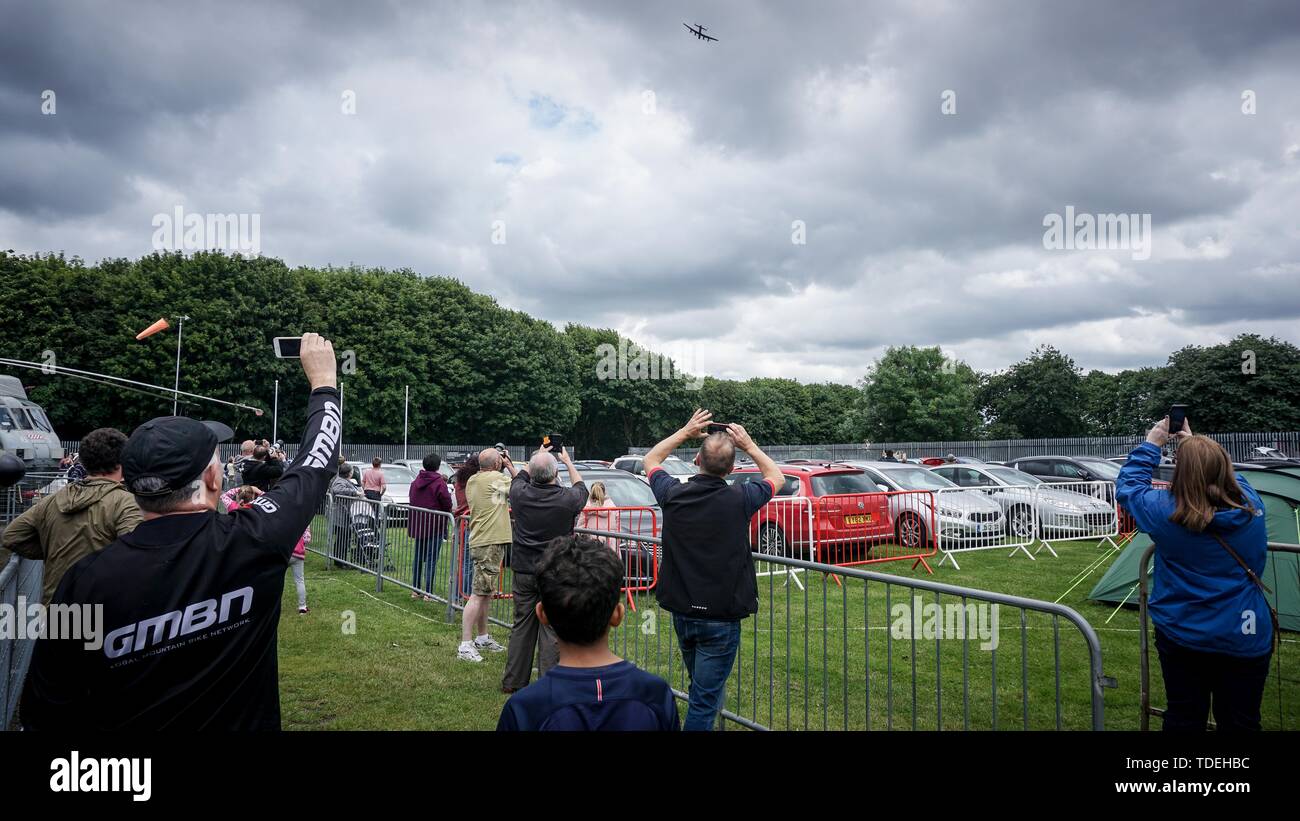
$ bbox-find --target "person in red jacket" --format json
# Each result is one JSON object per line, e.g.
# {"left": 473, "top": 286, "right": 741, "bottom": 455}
{"left": 408, "top": 453, "right": 453, "bottom": 600}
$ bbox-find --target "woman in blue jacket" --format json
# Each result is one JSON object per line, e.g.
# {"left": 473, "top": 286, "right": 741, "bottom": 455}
{"left": 1116, "top": 418, "right": 1273, "bottom": 731}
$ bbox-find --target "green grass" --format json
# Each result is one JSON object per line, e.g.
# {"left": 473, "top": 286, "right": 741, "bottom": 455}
{"left": 277, "top": 531, "right": 1299, "bottom": 731}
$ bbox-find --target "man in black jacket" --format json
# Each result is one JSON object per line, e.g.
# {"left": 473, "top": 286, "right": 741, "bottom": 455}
{"left": 644, "top": 409, "right": 783, "bottom": 730}
{"left": 501, "top": 445, "right": 588, "bottom": 692}
{"left": 22, "top": 333, "right": 340, "bottom": 731}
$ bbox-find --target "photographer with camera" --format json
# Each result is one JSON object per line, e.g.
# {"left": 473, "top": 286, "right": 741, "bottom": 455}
{"left": 1117, "top": 415, "right": 1274, "bottom": 731}
{"left": 500, "top": 438, "right": 588, "bottom": 692}
{"left": 22, "top": 333, "right": 342, "bottom": 731}
{"left": 643, "top": 409, "right": 783, "bottom": 730}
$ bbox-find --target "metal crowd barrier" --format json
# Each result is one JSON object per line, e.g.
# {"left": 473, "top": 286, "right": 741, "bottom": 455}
{"left": 1, "top": 473, "right": 59, "bottom": 730}
{"left": 585, "top": 526, "right": 1112, "bottom": 731}
{"left": 933, "top": 485, "right": 1032, "bottom": 569}
{"left": 1137, "top": 541, "right": 1299, "bottom": 731}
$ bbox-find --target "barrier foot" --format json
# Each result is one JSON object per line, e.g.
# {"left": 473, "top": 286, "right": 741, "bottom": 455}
{"left": 913, "top": 556, "right": 935, "bottom": 575}
{"left": 937, "top": 551, "right": 961, "bottom": 570}
{"left": 625, "top": 588, "right": 638, "bottom": 612}
{"left": 1008, "top": 543, "right": 1035, "bottom": 560}
{"left": 827, "top": 572, "right": 843, "bottom": 588}
{"left": 1035, "top": 541, "right": 1060, "bottom": 558}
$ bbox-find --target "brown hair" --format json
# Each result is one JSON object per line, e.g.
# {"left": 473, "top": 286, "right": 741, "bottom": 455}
{"left": 372, "top": 457, "right": 382, "bottom": 468}
{"left": 236, "top": 485, "right": 259, "bottom": 504}
{"left": 1169, "top": 435, "right": 1252, "bottom": 532}
{"left": 589, "top": 481, "right": 607, "bottom": 505}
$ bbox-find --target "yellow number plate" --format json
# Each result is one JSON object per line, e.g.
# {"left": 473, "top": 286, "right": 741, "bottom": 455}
{"left": 844, "top": 514, "right": 872, "bottom": 525}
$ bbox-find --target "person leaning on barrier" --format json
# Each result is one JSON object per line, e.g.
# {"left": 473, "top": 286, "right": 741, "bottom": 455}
{"left": 330, "top": 462, "right": 363, "bottom": 569}
{"left": 1, "top": 427, "right": 141, "bottom": 605}
{"left": 1116, "top": 416, "right": 1273, "bottom": 732}
{"left": 501, "top": 446, "right": 589, "bottom": 693}
{"left": 643, "top": 409, "right": 784, "bottom": 731}
{"left": 21, "top": 332, "right": 342, "bottom": 731}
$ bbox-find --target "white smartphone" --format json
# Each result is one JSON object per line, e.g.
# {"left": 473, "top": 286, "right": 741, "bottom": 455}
{"left": 273, "top": 337, "right": 302, "bottom": 358}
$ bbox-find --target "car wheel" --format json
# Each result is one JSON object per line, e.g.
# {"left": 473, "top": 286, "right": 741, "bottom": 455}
{"left": 757, "top": 523, "right": 786, "bottom": 558}
{"left": 1006, "top": 505, "right": 1035, "bottom": 539}
{"left": 895, "top": 512, "right": 927, "bottom": 550}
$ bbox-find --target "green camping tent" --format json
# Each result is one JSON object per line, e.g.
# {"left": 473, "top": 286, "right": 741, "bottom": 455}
{"left": 1089, "top": 480, "right": 1300, "bottom": 631}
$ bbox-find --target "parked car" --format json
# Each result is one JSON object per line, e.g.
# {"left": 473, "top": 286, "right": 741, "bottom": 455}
{"left": 393, "top": 457, "right": 454, "bottom": 485}
{"left": 610, "top": 454, "right": 697, "bottom": 483}
{"left": 1005, "top": 455, "right": 1120, "bottom": 484}
{"left": 837, "top": 461, "right": 1005, "bottom": 549}
{"left": 345, "top": 461, "right": 416, "bottom": 525}
{"left": 929, "top": 463, "right": 1116, "bottom": 539}
{"left": 728, "top": 463, "right": 893, "bottom": 560}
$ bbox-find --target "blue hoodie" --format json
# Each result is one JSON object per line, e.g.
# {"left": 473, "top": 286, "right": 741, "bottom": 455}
{"left": 1116, "top": 442, "right": 1272, "bottom": 657}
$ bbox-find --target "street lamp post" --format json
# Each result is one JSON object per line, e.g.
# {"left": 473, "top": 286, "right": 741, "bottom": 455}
{"left": 172, "top": 315, "right": 190, "bottom": 415}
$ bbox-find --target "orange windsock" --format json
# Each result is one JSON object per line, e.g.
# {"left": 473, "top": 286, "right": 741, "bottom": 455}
{"left": 135, "top": 318, "right": 171, "bottom": 340}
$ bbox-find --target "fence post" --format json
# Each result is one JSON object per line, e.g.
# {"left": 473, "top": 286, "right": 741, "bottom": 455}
{"left": 445, "top": 519, "right": 460, "bottom": 623}
{"left": 376, "top": 504, "right": 386, "bottom": 593}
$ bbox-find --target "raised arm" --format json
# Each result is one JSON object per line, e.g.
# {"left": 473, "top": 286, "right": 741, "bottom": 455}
{"left": 644, "top": 409, "right": 712, "bottom": 474}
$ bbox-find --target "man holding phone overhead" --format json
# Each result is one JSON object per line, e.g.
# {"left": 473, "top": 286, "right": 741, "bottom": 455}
{"left": 643, "top": 409, "right": 784, "bottom": 730}
{"left": 23, "top": 333, "right": 342, "bottom": 731}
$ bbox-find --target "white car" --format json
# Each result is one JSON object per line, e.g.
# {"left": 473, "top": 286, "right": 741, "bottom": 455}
{"left": 837, "top": 461, "right": 1005, "bottom": 548}
{"left": 930, "top": 463, "right": 1117, "bottom": 539}
{"left": 346, "top": 461, "right": 416, "bottom": 524}
{"left": 611, "top": 455, "right": 698, "bottom": 483}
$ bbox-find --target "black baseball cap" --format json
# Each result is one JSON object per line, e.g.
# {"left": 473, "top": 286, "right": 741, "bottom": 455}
{"left": 121, "top": 417, "right": 235, "bottom": 497}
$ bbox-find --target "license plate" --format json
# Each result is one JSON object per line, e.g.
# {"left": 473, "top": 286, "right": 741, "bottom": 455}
{"left": 844, "top": 514, "right": 872, "bottom": 525}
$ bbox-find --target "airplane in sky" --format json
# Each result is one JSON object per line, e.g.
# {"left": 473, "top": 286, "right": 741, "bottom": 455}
{"left": 683, "top": 22, "right": 718, "bottom": 42}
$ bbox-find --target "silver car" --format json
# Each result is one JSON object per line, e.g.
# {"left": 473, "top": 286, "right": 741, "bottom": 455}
{"left": 838, "top": 461, "right": 1005, "bottom": 548}
{"left": 929, "top": 463, "right": 1116, "bottom": 539}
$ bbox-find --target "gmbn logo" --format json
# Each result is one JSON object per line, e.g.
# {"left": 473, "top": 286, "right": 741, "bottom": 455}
{"left": 103, "top": 587, "right": 253, "bottom": 658}
{"left": 303, "top": 400, "right": 342, "bottom": 470}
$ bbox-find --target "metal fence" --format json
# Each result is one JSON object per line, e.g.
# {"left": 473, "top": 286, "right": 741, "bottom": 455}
{"left": 628, "top": 432, "right": 1300, "bottom": 464}
{"left": 590, "top": 527, "right": 1111, "bottom": 730}
{"left": 304, "top": 491, "right": 1112, "bottom": 730}
{"left": 0, "top": 473, "right": 60, "bottom": 730}
{"left": 1137, "top": 542, "right": 1299, "bottom": 731}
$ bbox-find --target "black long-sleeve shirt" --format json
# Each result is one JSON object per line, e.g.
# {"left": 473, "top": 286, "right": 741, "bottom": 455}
{"left": 22, "top": 387, "right": 342, "bottom": 731}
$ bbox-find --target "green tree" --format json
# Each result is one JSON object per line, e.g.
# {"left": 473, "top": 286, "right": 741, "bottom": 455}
{"left": 978, "top": 345, "right": 1084, "bottom": 438}
{"left": 852, "top": 346, "right": 981, "bottom": 442}
{"left": 1148, "top": 334, "right": 1300, "bottom": 432}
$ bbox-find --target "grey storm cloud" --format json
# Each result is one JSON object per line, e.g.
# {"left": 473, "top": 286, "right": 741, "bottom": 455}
{"left": 1, "top": 0, "right": 1298, "bottom": 383}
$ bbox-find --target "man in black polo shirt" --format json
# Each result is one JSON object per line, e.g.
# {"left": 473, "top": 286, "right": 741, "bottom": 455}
{"left": 22, "top": 333, "right": 341, "bottom": 731}
{"left": 503, "top": 446, "right": 588, "bottom": 692}
{"left": 644, "top": 409, "right": 783, "bottom": 730}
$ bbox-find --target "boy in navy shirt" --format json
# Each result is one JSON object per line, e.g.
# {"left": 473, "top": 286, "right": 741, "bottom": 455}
{"left": 496, "top": 535, "right": 680, "bottom": 731}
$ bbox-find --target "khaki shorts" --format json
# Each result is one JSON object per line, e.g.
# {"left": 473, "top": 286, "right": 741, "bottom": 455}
{"left": 470, "top": 542, "right": 507, "bottom": 596}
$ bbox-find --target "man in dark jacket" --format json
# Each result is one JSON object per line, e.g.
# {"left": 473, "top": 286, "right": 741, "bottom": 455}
{"left": 501, "top": 446, "right": 588, "bottom": 692}
{"left": 644, "top": 409, "right": 783, "bottom": 730}
{"left": 22, "top": 332, "right": 340, "bottom": 731}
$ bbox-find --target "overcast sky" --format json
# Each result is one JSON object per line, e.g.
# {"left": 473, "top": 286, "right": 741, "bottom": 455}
{"left": 2, "top": 0, "right": 1298, "bottom": 384}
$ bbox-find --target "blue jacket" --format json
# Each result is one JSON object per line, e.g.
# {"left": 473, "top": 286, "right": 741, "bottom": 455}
{"left": 1116, "top": 442, "right": 1272, "bottom": 657}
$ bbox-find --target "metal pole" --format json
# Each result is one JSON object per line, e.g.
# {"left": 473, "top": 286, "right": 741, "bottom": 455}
{"left": 403, "top": 385, "right": 409, "bottom": 460}
{"left": 171, "top": 315, "right": 189, "bottom": 415}
{"left": 272, "top": 380, "right": 279, "bottom": 444}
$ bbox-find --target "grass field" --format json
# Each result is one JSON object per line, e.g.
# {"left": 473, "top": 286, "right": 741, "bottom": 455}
{"left": 277, "top": 532, "right": 1298, "bottom": 731}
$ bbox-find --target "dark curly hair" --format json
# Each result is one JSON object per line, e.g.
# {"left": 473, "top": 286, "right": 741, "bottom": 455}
{"left": 78, "top": 427, "right": 129, "bottom": 476}
{"left": 537, "top": 534, "right": 624, "bottom": 646}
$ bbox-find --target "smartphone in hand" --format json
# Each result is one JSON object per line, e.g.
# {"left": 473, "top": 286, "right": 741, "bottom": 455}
{"left": 273, "top": 337, "right": 302, "bottom": 358}
{"left": 1168, "top": 404, "right": 1188, "bottom": 436}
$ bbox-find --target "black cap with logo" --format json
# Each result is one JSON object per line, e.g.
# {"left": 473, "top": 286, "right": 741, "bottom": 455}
{"left": 121, "top": 417, "right": 235, "bottom": 497}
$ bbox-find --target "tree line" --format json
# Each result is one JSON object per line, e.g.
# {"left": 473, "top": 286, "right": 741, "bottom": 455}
{"left": 1, "top": 251, "right": 1296, "bottom": 458}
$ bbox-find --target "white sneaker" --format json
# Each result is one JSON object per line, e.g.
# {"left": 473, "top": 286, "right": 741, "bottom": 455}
{"left": 474, "top": 634, "right": 505, "bottom": 653}
{"left": 457, "top": 642, "right": 483, "bottom": 662}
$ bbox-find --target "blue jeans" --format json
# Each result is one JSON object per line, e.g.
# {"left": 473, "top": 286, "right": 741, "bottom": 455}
{"left": 673, "top": 614, "right": 742, "bottom": 731}
{"left": 412, "top": 536, "right": 442, "bottom": 593}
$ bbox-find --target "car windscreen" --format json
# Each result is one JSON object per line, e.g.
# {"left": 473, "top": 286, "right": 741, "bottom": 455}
{"left": 1077, "top": 459, "right": 1120, "bottom": 480}
{"left": 811, "top": 472, "right": 878, "bottom": 496}
{"left": 876, "top": 467, "right": 957, "bottom": 490}
{"left": 660, "top": 460, "right": 696, "bottom": 476}
{"left": 988, "top": 467, "right": 1042, "bottom": 485}
{"left": 582, "top": 476, "right": 658, "bottom": 507}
